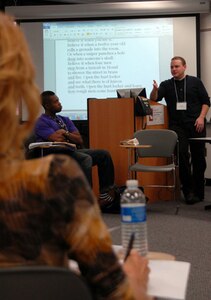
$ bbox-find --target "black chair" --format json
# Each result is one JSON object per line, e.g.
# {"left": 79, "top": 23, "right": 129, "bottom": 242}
{"left": 0, "top": 266, "right": 93, "bottom": 300}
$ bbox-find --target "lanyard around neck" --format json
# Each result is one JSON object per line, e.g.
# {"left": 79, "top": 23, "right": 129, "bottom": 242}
{"left": 173, "top": 76, "right": 186, "bottom": 103}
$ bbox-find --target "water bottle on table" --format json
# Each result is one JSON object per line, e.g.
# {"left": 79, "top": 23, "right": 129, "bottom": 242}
{"left": 121, "top": 179, "right": 148, "bottom": 257}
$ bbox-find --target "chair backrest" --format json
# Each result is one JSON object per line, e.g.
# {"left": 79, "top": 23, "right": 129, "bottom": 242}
{"left": 0, "top": 266, "right": 93, "bottom": 300}
{"left": 134, "top": 129, "right": 178, "bottom": 158}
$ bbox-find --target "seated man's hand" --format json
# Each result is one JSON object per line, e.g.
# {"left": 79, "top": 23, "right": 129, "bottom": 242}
{"left": 123, "top": 250, "right": 150, "bottom": 300}
{"left": 48, "top": 129, "right": 66, "bottom": 142}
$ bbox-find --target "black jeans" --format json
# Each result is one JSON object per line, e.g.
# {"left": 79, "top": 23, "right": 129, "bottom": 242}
{"left": 32, "top": 147, "right": 115, "bottom": 193}
{"left": 76, "top": 148, "right": 115, "bottom": 193}
{"left": 170, "top": 123, "right": 206, "bottom": 199}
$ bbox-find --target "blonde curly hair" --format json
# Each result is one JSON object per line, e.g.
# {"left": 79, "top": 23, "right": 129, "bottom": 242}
{"left": 0, "top": 13, "right": 40, "bottom": 166}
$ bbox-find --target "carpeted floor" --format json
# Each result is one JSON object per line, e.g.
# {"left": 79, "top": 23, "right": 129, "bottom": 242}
{"left": 102, "top": 187, "right": 211, "bottom": 300}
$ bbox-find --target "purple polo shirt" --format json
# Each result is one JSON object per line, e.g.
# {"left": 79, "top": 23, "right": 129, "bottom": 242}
{"left": 35, "top": 114, "right": 78, "bottom": 142}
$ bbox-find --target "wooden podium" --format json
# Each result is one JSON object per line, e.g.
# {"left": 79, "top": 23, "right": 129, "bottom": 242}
{"left": 88, "top": 98, "right": 135, "bottom": 195}
{"left": 88, "top": 98, "right": 174, "bottom": 202}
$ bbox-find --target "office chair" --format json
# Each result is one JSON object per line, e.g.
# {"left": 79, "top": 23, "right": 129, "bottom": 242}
{"left": 0, "top": 266, "right": 93, "bottom": 300}
{"left": 129, "top": 129, "right": 180, "bottom": 214}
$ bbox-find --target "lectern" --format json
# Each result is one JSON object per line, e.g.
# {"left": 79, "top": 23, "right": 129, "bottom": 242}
{"left": 88, "top": 98, "right": 136, "bottom": 192}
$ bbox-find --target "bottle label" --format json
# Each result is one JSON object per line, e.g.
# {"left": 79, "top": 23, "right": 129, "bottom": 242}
{"left": 121, "top": 204, "right": 146, "bottom": 223}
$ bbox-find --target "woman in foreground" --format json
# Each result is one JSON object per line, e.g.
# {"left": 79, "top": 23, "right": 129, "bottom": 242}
{"left": 0, "top": 13, "right": 150, "bottom": 300}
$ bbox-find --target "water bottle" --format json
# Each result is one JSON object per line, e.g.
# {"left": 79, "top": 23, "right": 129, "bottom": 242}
{"left": 121, "top": 179, "right": 148, "bottom": 257}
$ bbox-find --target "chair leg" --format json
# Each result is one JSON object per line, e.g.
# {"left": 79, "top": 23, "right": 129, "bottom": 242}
{"left": 174, "top": 168, "right": 180, "bottom": 215}
{"left": 175, "top": 185, "right": 182, "bottom": 215}
{"left": 128, "top": 170, "right": 136, "bottom": 180}
{"left": 175, "top": 202, "right": 180, "bottom": 215}
{"left": 173, "top": 186, "right": 180, "bottom": 215}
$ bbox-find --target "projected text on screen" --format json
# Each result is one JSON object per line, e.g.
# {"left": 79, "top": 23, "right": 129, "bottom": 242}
{"left": 43, "top": 18, "right": 173, "bottom": 120}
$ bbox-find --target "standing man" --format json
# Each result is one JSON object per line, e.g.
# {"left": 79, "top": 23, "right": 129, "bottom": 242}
{"left": 34, "top": 91, "right": 120, "bottom": 213}
{"left": 150, "top": 56, "right": 210, "bottom": 204}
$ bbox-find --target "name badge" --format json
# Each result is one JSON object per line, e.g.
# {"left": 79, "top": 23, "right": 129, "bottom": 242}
{"left": 176, "top": 102, "right": 187, "bottom": 110}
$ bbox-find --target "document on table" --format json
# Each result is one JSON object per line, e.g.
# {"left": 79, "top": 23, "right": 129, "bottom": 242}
{"left": 147, "top": 260, "right": 191, "bottom": 299}
{"left": 69, "top": 245, "right": 191, "bottom": 300}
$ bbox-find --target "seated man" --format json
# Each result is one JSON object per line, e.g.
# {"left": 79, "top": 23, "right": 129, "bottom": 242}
{"left": 34, "top": 90, "right": 119, "bottom": 212}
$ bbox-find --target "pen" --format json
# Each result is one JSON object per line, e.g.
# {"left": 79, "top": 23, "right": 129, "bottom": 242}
{"left": 124, "top": 232, "right": 135, "bottom": 262}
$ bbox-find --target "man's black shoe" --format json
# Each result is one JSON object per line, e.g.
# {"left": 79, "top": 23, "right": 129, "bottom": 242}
{"left": 100, "top": 198, "right": 120, "bottom": 214}
{"left": 99, "top": 188, "right": 120, "bottom": 214}
{"left": 185, "top": 193, "right": 202, "bottom": 205}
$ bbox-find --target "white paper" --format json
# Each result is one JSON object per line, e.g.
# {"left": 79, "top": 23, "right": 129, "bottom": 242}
{"left": 148, "top": 260, "right": 191, "bottom": 299}
{"left": 147, "top": 105, "right": 164, "bottom": 125}
{"left": 112, "top": 245, "right": 191, "bottom": 299}
{"left": 29, "top": 142, "right": 53, "bottom": 149}
{"left": 120, "top": 138, "right": 139, "bottom": 145}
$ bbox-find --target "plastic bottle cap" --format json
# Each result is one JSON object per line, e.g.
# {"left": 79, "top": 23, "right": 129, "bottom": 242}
{"left": 126, "top": 179, "right": 139, "bottom": 187}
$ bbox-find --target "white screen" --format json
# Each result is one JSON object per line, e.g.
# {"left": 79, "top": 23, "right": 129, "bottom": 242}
{"left": 21, "top": 16, "right": 198, "bottom": 120}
